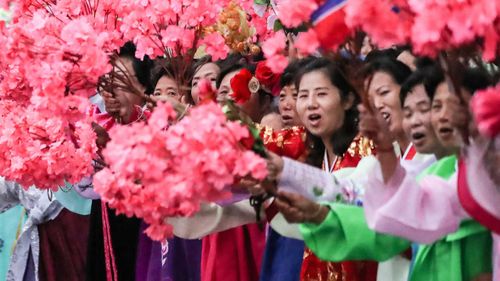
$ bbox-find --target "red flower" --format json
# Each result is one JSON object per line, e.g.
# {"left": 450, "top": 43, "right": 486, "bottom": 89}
{"left": 230, "top": 68, "right": 253, "bottom": 104}
{"left": 472, "top": 85, "right": 500, "bottom": 137}
{"left": 255, "top": 61, "right": 281, "bottom": 96}
{"left": 240, "top": 128, "right": 256, "bottom": 150}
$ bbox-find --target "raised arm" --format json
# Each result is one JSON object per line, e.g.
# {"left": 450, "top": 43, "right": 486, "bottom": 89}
{"left": 363, "top": 157, "right": 467, "bottom": 244}
{"left": 275, "top": 156, "right": 374, "bottom": 204}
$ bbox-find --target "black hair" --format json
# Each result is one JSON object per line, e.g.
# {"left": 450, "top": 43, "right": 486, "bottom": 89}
{"left": 462, "top": 67, "right": 493, "bottom": 95}
{"left": 364, "top": 49, "right": 400, "bottom": 63}
{"left": 150, "top": 61, "right": 176, "bottom": 90}
{"left": 215, "top": 53, "right": 249, "bottom": 88}
{"left": 361, "top": 57, "right": 413, "bottom": 85}
{"left": 421, "top": 63, "right": 493, "bottom": 100}
{"left": 192, "top": 55, "right": 226, "bottom": 77}
{"left": 118, "top": 42, "right": 154, "bottom": 94}
{"left": 215, "top": 62, "right": 248, "bottom": 89}
{"left": 294, "top": 57, "right": 360, "bottom": 168}
{"left": 400, "top": 62, "right": 443, "bottom": 106}
{"left": 280, "top": 57, "right": 315, "bottom": 88}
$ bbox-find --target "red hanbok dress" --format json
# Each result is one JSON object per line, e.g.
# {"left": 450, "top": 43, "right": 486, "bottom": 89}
{"left": 300, "top": 136, "right": 378, "bottom": 281}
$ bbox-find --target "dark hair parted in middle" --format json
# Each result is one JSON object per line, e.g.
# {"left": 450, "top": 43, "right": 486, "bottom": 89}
{"left": 280, "top": 57, "right": 316, "bottom": 88}
{"left": 360, "top": 57, "right": 413, "bottom": 85}
{"left": 295, "top": 57, "right": 360, "bottom": 168}
{"left": 400, "top": 63, "right": 443, "bottom": 106}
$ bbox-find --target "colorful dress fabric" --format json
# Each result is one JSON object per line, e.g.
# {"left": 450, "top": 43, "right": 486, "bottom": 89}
{"left": 299, "top": 136, "right": 378, "bottom": 281}
{"left": 162, "top": 237, "right": 202, "bottom": 281}
{"left": 196, "top": 125, "right": 308, "bottom": 281}
{"left": 0, "top": 179, "right": 63, "bottom": 281}
{"left": 38, "top": 209, "right": 89, "bottom": 281}
{"left": 259, "top": 125, "right": 307, "bottom": 281}
{"left": 362, "top": 155, "right": 493, "bottom": 281}
{"left": 299, "top": 204, "right": 411, "bottom": 262}
{"left": 201, "top": 223, "right": 266, "bottom": 281}
{"left": 259, "top": 227, "right": 304, "bottom": 281}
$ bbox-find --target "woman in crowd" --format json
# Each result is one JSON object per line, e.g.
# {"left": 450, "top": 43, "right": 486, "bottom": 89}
{"left": 273, "top": 56, "right": 378, "bottom": 281}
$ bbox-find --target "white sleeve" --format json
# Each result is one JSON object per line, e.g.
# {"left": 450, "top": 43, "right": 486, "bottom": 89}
{"left": 268, "top": 212, "right": 303, "bottom": 240}
{"left": 169, "top": 200, "right": 258, "bottom": 239}
{"left": 279, "top": 157, "right": 377, "bottom": 203}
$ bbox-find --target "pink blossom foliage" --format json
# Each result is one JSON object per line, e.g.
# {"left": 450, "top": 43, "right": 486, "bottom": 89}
{"left": 345, "top": 0, "right": 413, "bottom": 48}
{"left": 471, "top": 85, "right": 500, "bottom": 137}
{"left": 0, "top": 100, "right": 96, "bottom": 190}
{"left": 93, "top": 102, "right": 268, "bottom": 241}
{"left": 409, "top": 0, "right": 499, "bottom": 59}
{"left": 261, "top": 30, "right": 288, "bottom": 73}
{"left": 0, "top": 0, "right": 265, "bottom": 189}
{"left": 275, "top": 0, "right": 319, "bottom": 28}
{"left": 294, "top": 30, "right": 320, "bottom": 56}
{"left": 199, "top": 32, "right": 230, "bottom": 61}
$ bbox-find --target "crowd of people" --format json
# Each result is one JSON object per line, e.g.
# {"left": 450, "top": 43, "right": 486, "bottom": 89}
{"left": 0, "top": 35, "right": 499, "bottom": 281}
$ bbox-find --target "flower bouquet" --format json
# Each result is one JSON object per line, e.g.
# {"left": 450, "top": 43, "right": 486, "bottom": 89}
{"left": 93, "top": 99, "right": 268, "bottom": 241}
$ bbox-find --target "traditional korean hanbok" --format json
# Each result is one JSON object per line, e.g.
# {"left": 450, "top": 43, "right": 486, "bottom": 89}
{"left": 0, "top": 179, "right": 62, "bottom": 281}
{"left": 297, "top": 136, "right": 379, "bottom": 281}
{"left": 361, "top": 153, "right": 493, "bottom": 281}
{"left": 258, "top": 126, "right": 307, "bottom": 281}
{"left": 274, "top": 142, "right": 437, "bottom": 281}
{"left": 458, "top": 137, "right": 500, "bottom": 280}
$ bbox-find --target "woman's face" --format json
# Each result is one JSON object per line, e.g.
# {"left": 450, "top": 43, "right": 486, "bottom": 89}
{"left": 113, "top": 57, "right": 144, "bottom": 109}
{"left": 402, "top": 84, "right": 443, "bottom": 155}
{"left": 296, "top": 70, "right": 350, "bottom": 141}
{"left": 153, "top": 75, "right": 181, "bottom": 101}
{"left": 217, "top": 69, "right": 264, "bottom": 122}
{"left": 191, "top": 62, "right": 220, "bottom": 104}
{"left": 278, "top": 85, "right": 302, "bottom": 127}
{"left": 431, "top": 82, "right": 464, "bottom": 151}
{"left": 367, "top": 71, "right": 404, "bottom": 138}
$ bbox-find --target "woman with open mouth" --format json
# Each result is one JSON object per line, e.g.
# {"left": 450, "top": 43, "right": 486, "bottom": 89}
{"left": 269, "top": 57, "right": 379, "bottom": 281}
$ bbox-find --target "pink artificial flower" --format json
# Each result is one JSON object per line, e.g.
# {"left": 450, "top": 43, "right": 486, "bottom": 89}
{"left": 161, "top": 25, "right": 196, "bottom": 53}
{"left": 482, "top": 26, "right": 499, "bottom": 62}
{"left": 200, "top": 32, "right": 230, "bottom": 61}
{"left": 197, "top": 78, "right": 217, "bottom": 103}
{"left": 409, "top": 0, "right": 498, "bottom": 57}
{"left": 147, "top": 102, "right": 177, "bottom": 132}
{"left": 265, "top": 54, "right": 288, "bottom": 74}
{"left": 294, "top": 30, "right": 320, "bottom": 56}
{"left": 261, "top": 30, "right": 287, "bottom": 58}
{"left": 93, "top": 101, "right": 267, "bottom": 241}
{"left": 345, "top": 0, "right": 413, "bottom": 48}
{"left": 276, "top": 0, "right": 318, "bottom": 28}
{"left": 471, "top": 85, "right": 500, "bottom": 137}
